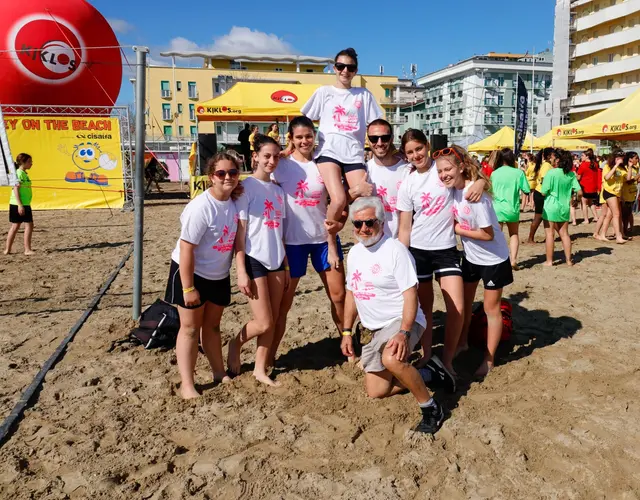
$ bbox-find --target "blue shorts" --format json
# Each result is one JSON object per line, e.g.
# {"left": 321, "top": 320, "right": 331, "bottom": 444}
{"left": 286, "top": 237, "right": 344, "bottom": 279}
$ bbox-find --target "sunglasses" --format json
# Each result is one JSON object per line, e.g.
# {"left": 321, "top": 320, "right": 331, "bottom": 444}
{"left": 432, "top": 147, "right": 464, "bottom": 163}
{"left": 353, "top": 218, "right": 378, "bottom": 229}
{"left": 368, "top": 134, "right": 392, "bottom": 144}
{"left": 212, "top": 169, "right": 239, "bottom": 179}
{"left": 335, "top": 62, "right": 357, "bottom": 73}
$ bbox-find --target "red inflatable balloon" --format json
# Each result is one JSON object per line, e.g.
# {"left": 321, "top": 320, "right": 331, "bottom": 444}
{"left": 0, "top": 0, "right": 122, "bottom": 107}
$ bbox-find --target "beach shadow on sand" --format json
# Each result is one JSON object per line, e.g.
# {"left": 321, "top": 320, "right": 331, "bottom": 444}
{"left": 434, "top": 290, "right": 582, "bottom": 414}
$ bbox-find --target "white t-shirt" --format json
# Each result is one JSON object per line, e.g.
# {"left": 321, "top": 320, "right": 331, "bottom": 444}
{"left": 453, "top": 186, "right": 510, "bottom": 266}
{"left": 235, "top": 176, "right": 286, "bottom": 270}
{"left": 272, "top": 157, "right": 328, "bottom": 245}
{"left": 301, "top": 85, "right": 383, "bottom": 164}
{"left": 396, "top": 164, "right": 456, "bottom": 250}
{"left": 367, "top": 157, "right": 411, "bottom": 238}
{"left": 171, "top": 190, "right": 238, "bottom": 280}
{"left": 346, "top": 236, "right": 426, "bottom": 331}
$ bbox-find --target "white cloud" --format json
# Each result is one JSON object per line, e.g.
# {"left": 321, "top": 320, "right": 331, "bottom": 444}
{"left": 108, "top": 18, "right": 134, "bottom": 34}
{"left": 167, "top": 26, "right": 296, "bottom": 55}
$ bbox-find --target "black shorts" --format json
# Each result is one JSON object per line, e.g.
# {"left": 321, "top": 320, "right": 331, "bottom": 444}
{"left": 9, "top": 204, "right": 33, "bottom": 224}
{"left": 533, "top": 191, "right": 545, "bottom": 215}
{"left": 165, "top": 259, "right": 231, "bottom": 309}
{"left": 602, "top": 190, "right": 618, "bottom": 201}
{"left": 245, "top": 254, "right": 285, "bottom": 280}
{"left": 315, "top": 155, "right": 366, "bottom": 174}
{"left": 409, "top": 246, "right": 462, "bottom": 283}
{"left": 462, "top": 257, "right": 513, "bottom": 290}
{"left": 582, "top": 192, "right": 598, "bottom": 200}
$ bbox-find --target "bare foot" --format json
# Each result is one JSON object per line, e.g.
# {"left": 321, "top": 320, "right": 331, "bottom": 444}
{"left": 567, "top": 260, "right": 575, "bottom": 267}
{"left": 213, "top": 372, "right": 232, "bottom": 384}
{"left": 593, "top": 234, "right": 608, "bottom": 242}
{"left": 474, "top": 360, "right": 493, "bottom": 377}
{"left": 616, "top": 239, "right": 627, "bottom": 245}
{"left": 543, "top": 261, "right": 553, "bottom": 267}
{"left": 253, "top": 371, "right": 280, "bottom": 387}
{"left": 24, "top": 250, "right": 35, "bottom": 256}
{"left": 227, "top": 337, "right": 241, "bottom": 375}
{"left": 180, "top": 386, "right": 200, "bottom": 399}
{"left": 2, "top": 249, "right": 10, "bottom": 255}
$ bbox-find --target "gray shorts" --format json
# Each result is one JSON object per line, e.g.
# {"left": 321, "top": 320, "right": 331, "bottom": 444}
{"left": 360, "top": 319, "right": 425, "bottom": 373}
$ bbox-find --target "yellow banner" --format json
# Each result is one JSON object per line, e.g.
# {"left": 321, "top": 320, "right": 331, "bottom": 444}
{"left": 0, "top": 116, "right": 124, "bottom": 210}
{"left": 190, "top": 175, "right": 210, "bottom": 199}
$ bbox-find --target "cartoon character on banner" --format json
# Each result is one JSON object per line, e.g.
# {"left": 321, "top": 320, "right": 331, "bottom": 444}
{"left": 58, "top": 142, "right": 118, "bottom": 186}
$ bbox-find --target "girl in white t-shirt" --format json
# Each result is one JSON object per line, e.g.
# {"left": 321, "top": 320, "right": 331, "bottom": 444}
{"left": 397, "top": 129, "right": 486, "bottom": 384}
{"left": 435, "top": 145, "right": 513, "bottom": 377}
{"left": 165, "top": 152, "right": 243, "bottom": 399}
{"left": 230, "top": 135, "right": 289, "bottom": 386}
{"left": 301, "top": 47, "right": 384, "bottom": 239}
{"left": 271, "top": 116, "right": 348, "bottom": 365}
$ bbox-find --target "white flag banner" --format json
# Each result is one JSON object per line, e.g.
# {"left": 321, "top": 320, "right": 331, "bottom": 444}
{"left": 0, "top": 108, "right": 17, "bottom": 187}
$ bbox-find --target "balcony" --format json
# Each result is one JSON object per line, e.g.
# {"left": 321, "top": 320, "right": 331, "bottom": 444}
{"left": 162, "top": 110, "right": 172, "bottom": 121}
{"left": 380, "top": 96, "right": 421, "bottom": 105}
{"left": 188, "top": 89, "right": 199, "bottom": 100}
{"left": 575, "top": 25, "right": 640, "bottom": 58}
{"left": 161, "top": 89, "right": 172, "bottom": 99}
{"left": 576, "top": 0, "right": 640, "bottom": 32}
{"left": 570, "top": 84, "right": 640, "bottom": 107}
{"left": 574, "top": 55, "right": 640, "bottom": 82}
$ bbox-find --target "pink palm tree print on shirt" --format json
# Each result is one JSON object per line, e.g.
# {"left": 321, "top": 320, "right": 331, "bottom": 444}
{"left": 351, "top": 270, "right": 362, "bottom": 290}
{"left": 295, "top": 180, "right": 308, "bottom": 199}
{"left": 263, "top": 199, "right": 275, "bottom": 219}
{"left": 333, "top": 105, "right": 347, "bottom": 122}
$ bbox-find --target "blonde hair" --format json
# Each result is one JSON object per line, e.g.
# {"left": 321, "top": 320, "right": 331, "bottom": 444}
{"left": 440, "top": 144, "right": 492, "bottom": 192}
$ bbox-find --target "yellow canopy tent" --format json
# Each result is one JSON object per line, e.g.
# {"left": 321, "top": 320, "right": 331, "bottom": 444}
{"left": 195, "top": 82, "right": 321, "bottom": 122}
{"left": 468, "top": 126, "right": 535, "bottom": 152}
{"left": 533, "top": 130, "right": 596, "bottom": 151}
{"left": 555, "top": 87, "right": 640, "bottom": 140}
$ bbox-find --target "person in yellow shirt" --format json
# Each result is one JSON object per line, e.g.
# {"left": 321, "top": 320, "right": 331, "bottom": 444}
{"left": 594, "top": 150, "right": 629, "bottom": 244}
{"left": 267, "top": 123, "right": 280, "bottom": 145}
{"left": 248, "top": 125, "right": 259, "bottom": 152}
{"left": 524, "top": 153, "right": 537, "bottom": 211}
{"left": 621, "top": 151, "right": 639, "bottom": 238}
{"left": 527, "top": 148, "right": 556, "bottom": 244}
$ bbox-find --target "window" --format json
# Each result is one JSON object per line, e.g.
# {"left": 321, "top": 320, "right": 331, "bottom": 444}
{"left": 214, "top": 83, "right": 220, "bottom": 94}
{"left": 188, "top": 82, "right": 197, "bottom": 99}
{"left": 484, "top": 76, "right": 492, "bottom": 86}
{"left": 592, "top": 56, "right": 598, "bottom": 65}
{"left": 608, "top": 53, "right": 614, "bottom": 62}
{"left": 591, "top": 82, "right": 598, "bottom": 92}
{"left": 275, "top": 68, "right": 283, "bottom": 72}
{"left": 161, "top": 80, "right": 171, "bottom": 98}
{"left": 177, "top": 103, "right": 183, "bottom": 113}
{"left": 498, "top": 94, "right": 504, "bottom": 105}
{"left": 176, "top": 81, "right": 182, "bottom": 92}
{"left": 162, "top": 103, "right": 171, "bottom": 121}
{"left": 178, "top": 125, "right": 184, "bottom": 136}
{"left": 607, "top": 79, "right": 614, "bottom": 89}
{"left": 306, "top": 69, "right": 314, "bottom": 72}
{"left": 498, "top": 76, "right": 505, "bottom": 86}
{"left": 497, "top": 115, "right": 503, "bottom": 125}
{"left": 163, "top": 125, "right": 172, "bottom": 136}
{"left": 189, "top": 104, "right": 195, "bottom": 121}
{"left": 216, "top": 125, "right": 222, "bottom": 135}
{"left": 190, "top": 126, "right": 197, "bottom": 139}
{"left": 385, "top": 88, "right": 391, "bottom": 98}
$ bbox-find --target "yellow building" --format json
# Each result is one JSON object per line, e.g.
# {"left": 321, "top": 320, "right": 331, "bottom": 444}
{"left": 552, "top": 0, "right": 640, "bottom": 125}
{"left": 144, "top": 51, "right": 400, "bottom": 143}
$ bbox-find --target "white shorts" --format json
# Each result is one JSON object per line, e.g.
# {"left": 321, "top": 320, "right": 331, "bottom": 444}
{"left": 360, "top": 318, "right": 425, "bottom": 373}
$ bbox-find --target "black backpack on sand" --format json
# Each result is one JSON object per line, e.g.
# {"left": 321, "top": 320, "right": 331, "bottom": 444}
{"left": 130, "top": 299, "right": 180, "bottom": 349}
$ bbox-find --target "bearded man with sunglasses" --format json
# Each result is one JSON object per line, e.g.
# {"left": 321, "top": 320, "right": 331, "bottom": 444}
{"left": 340, "top": 196, "right": 445, "bottom": 434}
{"left": 365, "top": 119, "right": 411, "bottom": 238}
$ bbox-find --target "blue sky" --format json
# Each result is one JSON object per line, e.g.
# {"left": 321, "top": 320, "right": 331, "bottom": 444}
{"left": 94, "top": 0, "right": 557, "bottom": 105}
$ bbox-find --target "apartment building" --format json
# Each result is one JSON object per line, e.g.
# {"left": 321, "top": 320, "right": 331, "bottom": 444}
{"left": 552, "top": 0, "right": 640, "bottom": 125}
{"left": 411, "top": 52, "right": 553, "bottom": 147}
{"left": 143, "top": 52, "right": 400, "bottom": 144}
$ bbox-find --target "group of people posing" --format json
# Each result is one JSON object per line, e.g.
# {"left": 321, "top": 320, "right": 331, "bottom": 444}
{"left": 165, "top": 47, "right": 638, "bottom": 435}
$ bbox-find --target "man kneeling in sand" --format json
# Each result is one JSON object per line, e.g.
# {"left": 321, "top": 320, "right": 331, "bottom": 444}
{"left": 341, "top": 197, "right": 444, "bottom": 434}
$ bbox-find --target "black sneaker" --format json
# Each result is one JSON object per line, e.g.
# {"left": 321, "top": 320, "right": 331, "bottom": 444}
{"left": 425, "top": 355, "right": 456, "bottom": 393}
{"left": 415, "top": 400, "right": 445, "bottom": 434}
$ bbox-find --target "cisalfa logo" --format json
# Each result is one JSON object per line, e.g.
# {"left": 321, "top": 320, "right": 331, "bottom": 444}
{"left": 271, "top": 90, "right": 298, "bottom": 104}
{"left": 8, "top": 14, "right": 85, "bottom": 84}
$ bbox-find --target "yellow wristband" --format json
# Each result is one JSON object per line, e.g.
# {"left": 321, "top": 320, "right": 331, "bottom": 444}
{"left": 182, "top": 286, "right": 196, "bottom": 294}
{"left": 284, "top": 266, "right": 290, "bottom": 271}
{"left": 341, "top": 330, "right": 353, "bottom": 337}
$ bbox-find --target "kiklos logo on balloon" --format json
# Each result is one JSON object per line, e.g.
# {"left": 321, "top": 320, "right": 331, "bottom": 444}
{"left": 9, "top": 15, "right": 85, "bottom": 84}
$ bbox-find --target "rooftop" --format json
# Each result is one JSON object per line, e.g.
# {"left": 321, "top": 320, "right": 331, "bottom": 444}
{"left": 157, "top": 51, "right": 334, "bottom": 66}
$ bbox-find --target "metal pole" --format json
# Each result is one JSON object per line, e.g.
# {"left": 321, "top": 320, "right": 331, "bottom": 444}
{"left": 133, "top": 46, "right": 149, "bottom": 320}
{"left": 530, "top": 48, "right": 536, "bottom": 153}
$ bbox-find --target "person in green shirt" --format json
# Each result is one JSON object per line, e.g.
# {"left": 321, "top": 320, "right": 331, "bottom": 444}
{"left": 541, "top": 149, "right": 582, "bottom": 267}
{"left": 490, "top": 148, "right": 531, "bottom": 270}
{"left": 4, "top": 153, "right": 35, "bottom": 255}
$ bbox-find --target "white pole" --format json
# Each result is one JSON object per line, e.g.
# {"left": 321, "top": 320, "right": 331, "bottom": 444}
{"left": 530, "top": 48, "right": 535, "bottom": 153}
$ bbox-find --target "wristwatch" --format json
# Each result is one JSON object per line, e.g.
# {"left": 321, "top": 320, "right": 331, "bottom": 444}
{"left": 400, "top": 329, "right": 411, "bottom": 338}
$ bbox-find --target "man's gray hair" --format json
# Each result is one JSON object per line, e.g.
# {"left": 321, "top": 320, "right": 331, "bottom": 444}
{"left": 349, "top": 196, "right": 385, "bottom": 222}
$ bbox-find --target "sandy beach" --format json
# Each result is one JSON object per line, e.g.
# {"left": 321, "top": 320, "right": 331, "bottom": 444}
{"left": 1, "top": 186, "right": 639, "bottom": 499}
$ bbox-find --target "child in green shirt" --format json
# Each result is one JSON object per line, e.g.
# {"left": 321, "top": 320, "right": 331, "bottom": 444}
{"left": 4, "top": 153, "right": 35, "bottom": 255}
{"left": 541, "top": 149, "right": 582, "bottom": 266}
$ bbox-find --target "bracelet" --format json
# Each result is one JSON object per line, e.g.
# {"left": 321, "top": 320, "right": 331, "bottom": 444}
{"left": 399, "top": 329, "right": 411, "bottom": 338}
{"left": 341, "top": 329, "right": 352, "bottom": 337}
{"left": 182, "top": 286, "right": 196, "bottom": 294}
{"left": 284, "top": 266, "right": 290, "bottom": 271}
